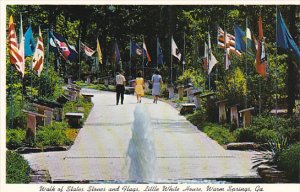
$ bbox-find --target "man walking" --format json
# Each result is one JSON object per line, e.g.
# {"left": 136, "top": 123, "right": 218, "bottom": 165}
{"left": 116, "top": 70, "right": 126, "bottom": 105}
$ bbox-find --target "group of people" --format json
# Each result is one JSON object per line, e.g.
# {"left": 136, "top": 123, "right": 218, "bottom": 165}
{"left": 115, "top": 70, "right": 163, "bottom": 105}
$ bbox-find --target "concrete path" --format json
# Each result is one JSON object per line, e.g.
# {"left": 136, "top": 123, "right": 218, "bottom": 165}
{"left": 24, "top": 89, "right": 259, "bottom": 183}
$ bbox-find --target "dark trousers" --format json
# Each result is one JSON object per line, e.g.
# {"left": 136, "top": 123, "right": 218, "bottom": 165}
{"left": 116, "top": 84, "right": 125, "bottom": 104}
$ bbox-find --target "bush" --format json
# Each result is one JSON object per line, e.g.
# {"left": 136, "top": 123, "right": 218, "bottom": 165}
{"left": 6, "top": 128, "right": 26, "bottom": 149}
{"left": 278, "top": 125, "right": 300, "bottom": 144}
{"left": 234, "top": 128, "right": 257, "bottom": 142}
{"left": 202, "top": 123, "right": 236, "bottom": 145}
{"left": 186, "top": 108, "right": 207, "bottom": 129}
{"left": 278, "top": 143, "right": 300, "bottom": 181}
{"left": 234, "top": 115, "right": 299, "bottom": 144}
{"left": 35, "top": 121, "right": 72, "bottom": 148}
{"left": 256, "top": 128, "right": 277, "bottom": 143}
{"left": 6, "top": 151, "right": 31, "bottom": 183}
{"left": 160, "top": 83, "right": 169, "bottom": 98}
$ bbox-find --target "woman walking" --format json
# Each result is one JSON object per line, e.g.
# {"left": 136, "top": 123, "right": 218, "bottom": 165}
{"left": 151, "top": 69, "right": 163, "bottom": 104}
{"left": 134, "top": 71, "right": 144, "bottom": 103}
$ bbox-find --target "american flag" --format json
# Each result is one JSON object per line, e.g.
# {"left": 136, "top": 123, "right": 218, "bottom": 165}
{"left": 8, "top": 15, "right": 25, "bottom": 78}
{"left": 217, "top": 27, "right": 242, "bottom": 57}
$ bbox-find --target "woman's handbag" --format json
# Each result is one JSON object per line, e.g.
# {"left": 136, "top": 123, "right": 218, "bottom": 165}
{"left": 148, "top": 82, "right": 153, "bottom": 89}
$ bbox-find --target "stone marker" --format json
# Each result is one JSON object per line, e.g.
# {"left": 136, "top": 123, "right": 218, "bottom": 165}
{"left": 239, "top": 107, "right": 254, "bottom": 128}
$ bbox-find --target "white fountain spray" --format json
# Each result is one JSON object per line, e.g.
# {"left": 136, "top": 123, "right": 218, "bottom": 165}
{"left": 127, "top": 105, "right": 156, "bottom": 183}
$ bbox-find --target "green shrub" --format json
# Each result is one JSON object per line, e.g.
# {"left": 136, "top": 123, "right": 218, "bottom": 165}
{"left": 203, "top": 123, "right": 236, "bottom": 145}
{"left": 278, "top": 125, "right": 300, "bottom": 144}
{"left": 75, "top": 80, "right": 87, "bottom": 87}
{"left": 256, "top": 128, "right": 277, "bottom": 143}
{"left": 160, "top": 83, "right": 169, "bottom": 98}
{"left": 6, "top": 151, "right": 31, "bottom": 183}
{"left": 234, "top": 128, "right": 257, "bottom": 142}
{"left": 63, "top": 96, "right": 93, "bottom": 122}
{"left": 234, "top": 115, "right": 299, "bottom": 144}
{"left": 186, "top": 108, "right": 207, "bottom": 129}
{"left": 35, "top": 121, "right": 72, "bottom": 148}
{"left": 278, "top": 143, "right": 300, "bottom": 181}
{"left": 6, "top": 128, "right": 26, "bottom": 149}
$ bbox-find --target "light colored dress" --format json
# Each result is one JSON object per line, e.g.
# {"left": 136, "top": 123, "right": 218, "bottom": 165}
{"left": 135, "top": 78, "right": 144, "bottom": 96}
{"left": 152, "top": 74, "right": 162, "bottom": 96}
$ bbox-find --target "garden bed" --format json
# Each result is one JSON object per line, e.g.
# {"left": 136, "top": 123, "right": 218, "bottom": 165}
{"left": 7, "top": 96, "right": 93, "bottom": 151}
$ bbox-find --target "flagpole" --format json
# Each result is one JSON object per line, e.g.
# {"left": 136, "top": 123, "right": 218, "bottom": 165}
{"left": 275, "top": 6, "right": 279, "bottom": 128}
{"left": 170, "top": 35, "right": 173, "bottom": 84}
{"left": 19, "top": 13, "right": 24, "bottom": 108}
{"left": 215, "top": 29, "right": 219, "bottom": 89}
{"left": 183, "top": 32, "right": 185, "bottom": 75}
{"left": 114, "top": 39, "right": 116, "bottom": 78}
{"left": 245, "top": 18, "right": 248, "bottom": 108}
{"left": 46, "top": 28, "right": 49, "bottom": 75}
{"left": 208, "top": 30, "right": 211, "bottom": 91}
{"left": 10, "top": 65, "right": 14, "bottom": 129}
{"left": 156, "top": 37, "right": 158, "bottom": 69}
{"left": 28, "top": 23, "right": 33, "bottom": 99}
{"left": 130, "top": 38, "right": 132, "bottom": 77}
{"left": 142, "top": 36, "right": 145, "bottom": 77}
{"left": 78, "top": 33, "right": 81, "bottom": 81}
{"left": 259, "top": 77, "right": 262, "bottom": 114}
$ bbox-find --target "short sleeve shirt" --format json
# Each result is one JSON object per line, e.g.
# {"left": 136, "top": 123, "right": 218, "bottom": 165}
{"left": 152, "top": 74, "right": 162, "bottom": 83}
{"left": 116, "top": 74, "right": 126, "bottom": 85}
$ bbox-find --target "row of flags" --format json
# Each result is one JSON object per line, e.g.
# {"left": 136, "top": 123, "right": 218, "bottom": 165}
{"left": 8, "top": 10, "right": 300, "bottom": 80}
{"left": 213, "top": 11, "right": 300, "bottom": 78}
{"left": 49, "top": 31, "right": 78, "bottom": 62}
{"left": 8, "top": 16, "right": 44, "bottom": 78}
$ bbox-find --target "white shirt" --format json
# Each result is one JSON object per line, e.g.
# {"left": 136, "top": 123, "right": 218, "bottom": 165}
{"left": 116, "top": 74, "right": 126, "bottom": 85}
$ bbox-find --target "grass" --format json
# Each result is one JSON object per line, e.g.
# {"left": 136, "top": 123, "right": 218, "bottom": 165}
{"left": 75, "top": 81, "right": 115, "bottom": 92}
{"left": 186, "top": 109, "right": 236, "bottom": 145}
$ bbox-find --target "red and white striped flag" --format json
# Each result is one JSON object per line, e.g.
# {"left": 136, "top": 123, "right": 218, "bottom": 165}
{"left": 32, "top": 27, "right": 44, "bottom": 77}
{"left": 218, "top": 27, "right": 242, "bottom": 57}
{"left": 8, "top": 15, "right": 25, "bottom": 78}
{"left": 143, "top": 40, "right": 151, "bottom": 63}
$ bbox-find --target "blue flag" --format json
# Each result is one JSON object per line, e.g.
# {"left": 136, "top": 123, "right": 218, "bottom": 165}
{"left": 114, "top": 41, "right": 121, "bottom": 64}
{"left": 157, "top": 38, "right": 164, "bottom": 65}
{"left": 277, "top": 10, "right": 300, "bottom": 61}
{"left": 130, "top": 41, "right": 142, "bottom": 57}
{"left": 49, "top": 31, "right": 77, "bottom": 61}
{"left": 24, "top": 26, "right": 35, "bottom": 56}
{"left": 234, "top": 24, "right": 246, "bottom": 52}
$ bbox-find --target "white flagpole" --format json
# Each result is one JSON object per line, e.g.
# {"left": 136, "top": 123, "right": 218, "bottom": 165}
{"left": 183, "top": 32, "right": 185, "bottom": 75}
{"left": 245, "top": 17, "right": 248, "bottom": 108}
{"left": 275, "top": 6, "right": 279, "bottom": 128}
{"left": 78, "top": 34, "right": 81, "bottom": 80}
{"left": 19, "top": 13, "right": 24, "bottom": 106}
{"left": 157, "top": 37, "right": 158, "bottom": 69}
{"left": 142, "top": 36, "right": 145, "bottom": 77}
{"left": 170, "top": 35, "right": 173, "bottom": 84}
{"left": 208, "top": 31, "right": 211, "bottom": 91}
{"left": 130, "top": 38, "right": 132, "bottom": 77}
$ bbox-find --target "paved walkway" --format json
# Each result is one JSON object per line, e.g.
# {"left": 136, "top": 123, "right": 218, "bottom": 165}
{"left": 24, "top": 89, "right": 259, "bottom": 182}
